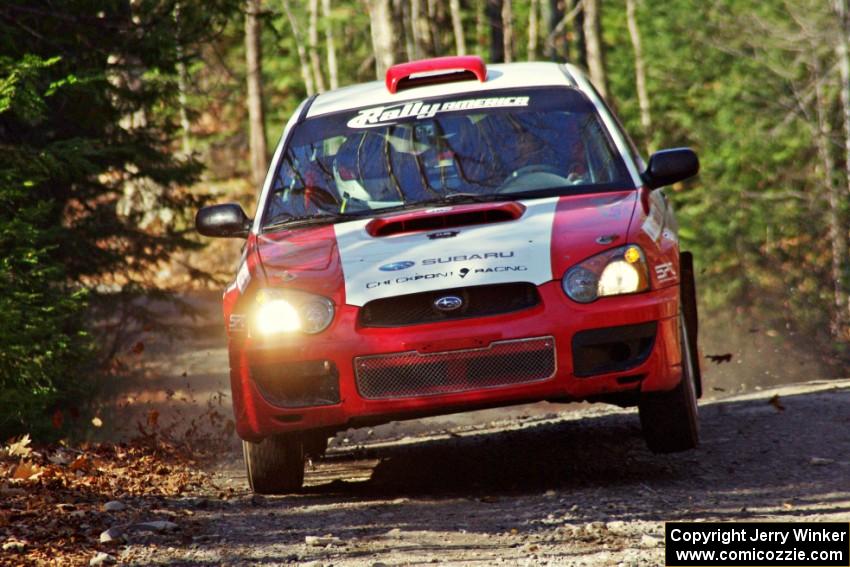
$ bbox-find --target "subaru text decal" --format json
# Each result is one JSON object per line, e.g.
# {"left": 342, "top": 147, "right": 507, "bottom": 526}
{"left": 379, "top": 261, "right": 416, "bottom": 272}
{"left": 346, "top": 97, "right": 530, "bottom": 129}
{"left": 422, "top": 251, "right": 514, "bottom": 265}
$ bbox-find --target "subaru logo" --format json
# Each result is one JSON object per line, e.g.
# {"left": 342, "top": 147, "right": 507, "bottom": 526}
{"left": 379, "top": 260, "right": 415, "bottom": 272}
{"left": 434, "top": 295, "right": 463, "bottom": 312}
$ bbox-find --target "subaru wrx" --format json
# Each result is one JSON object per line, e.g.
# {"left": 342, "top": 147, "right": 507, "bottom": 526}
{"left": 196, "top": 56, "right": 702, "bottom": 494}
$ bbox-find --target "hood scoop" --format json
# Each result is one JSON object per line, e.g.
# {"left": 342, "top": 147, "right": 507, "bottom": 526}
{"left": 366, "top": 201, "right": 525, "bottom": 237}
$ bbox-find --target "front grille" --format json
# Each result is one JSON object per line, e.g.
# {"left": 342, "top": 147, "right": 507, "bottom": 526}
{"left": 354, "top": 336, "right": 556, "bottom": 399}
{"left": 359, "top": 282, "right": 540, "bottom": 327}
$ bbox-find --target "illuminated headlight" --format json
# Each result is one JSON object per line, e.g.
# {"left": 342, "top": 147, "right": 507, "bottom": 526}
{"left": 562, "top": 245, "right": 649, "bottom": 303}
{"left": 253, "top": 290, "right": 335, "bottom": 335}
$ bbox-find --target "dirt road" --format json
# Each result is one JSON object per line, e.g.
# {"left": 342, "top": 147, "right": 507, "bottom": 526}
{"left": 116, "top": 379, "right": 850, "bottom": 566}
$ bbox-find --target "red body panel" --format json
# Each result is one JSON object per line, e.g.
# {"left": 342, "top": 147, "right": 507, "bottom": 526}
{"left": 222, "top": 191, "right": 684, "bottom": 442}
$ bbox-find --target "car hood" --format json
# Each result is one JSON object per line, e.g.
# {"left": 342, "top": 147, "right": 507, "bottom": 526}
{"left": 257, "top": 191, "right": 637, "bottom": 306}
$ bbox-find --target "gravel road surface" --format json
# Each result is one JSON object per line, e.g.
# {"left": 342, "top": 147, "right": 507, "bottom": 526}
{"left": 120, "top": 379, "right": 850, "bottom": 566}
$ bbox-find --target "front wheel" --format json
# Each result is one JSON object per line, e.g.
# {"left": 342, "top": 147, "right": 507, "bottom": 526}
{"left": 243, "top": 434, "right": 305, "bottom": 494}
{"left": 638, "top": 315, "right": 700, "bottom": 453}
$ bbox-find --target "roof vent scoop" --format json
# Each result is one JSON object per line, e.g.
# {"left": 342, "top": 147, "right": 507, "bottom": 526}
{"left": 366, "top": 202, "right": 525, "bottom": 237}
{"left": 385, "top": 56, "right": 487, "bottom": 94}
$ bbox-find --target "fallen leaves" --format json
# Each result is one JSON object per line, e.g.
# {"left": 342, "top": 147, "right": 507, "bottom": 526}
{"left": 705, "top": 353, "right": 733, "bottom": 364}
{"left": 768, "top": 394, "right": 785, "bottom": 412}
{"left": 4, "top": 434, "right": 32, "bottom": 459}
{"left": 0, "top": 437, "right": 214, "bottom": 566}
{"left": 11, "top": 461, "right": 43, "bottom": 481}
{"left": 68, "top": 455, "right": 92, "bottom": 472}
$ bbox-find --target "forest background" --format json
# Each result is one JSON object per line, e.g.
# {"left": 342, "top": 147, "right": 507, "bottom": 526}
{"left": 3, "top": 0, "right": 850, "bottom": 438}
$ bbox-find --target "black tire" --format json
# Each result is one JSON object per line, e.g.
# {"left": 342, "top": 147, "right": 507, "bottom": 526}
{"left": 242, "top": 434, "right": 305, "bottom": 494}
{"left": 680, "top": 251, "right": 702, "bottom": 398}
{"left": 639, "top": 315, "right": 700, "bottom": 453}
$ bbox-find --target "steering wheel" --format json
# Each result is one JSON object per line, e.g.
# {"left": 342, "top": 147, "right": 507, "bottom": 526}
{"left": 497, "top": 164, "right": 578, "bottom": 194}
{"left": 503, "top": 164, "right": 565, "bottom": 182}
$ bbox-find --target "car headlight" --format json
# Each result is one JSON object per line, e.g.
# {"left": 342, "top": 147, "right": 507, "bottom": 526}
{"left": 253, "top": 289, "right": 335, "bottom": 335}
{"left": 562, "top": 245, "right": 649, "bottom": 303}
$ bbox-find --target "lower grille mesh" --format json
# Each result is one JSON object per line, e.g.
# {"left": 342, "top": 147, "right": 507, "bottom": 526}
{"left": 354, "top": 337, "right": 556, "bottom": 399}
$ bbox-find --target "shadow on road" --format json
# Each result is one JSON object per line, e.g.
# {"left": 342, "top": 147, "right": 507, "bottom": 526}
{"left": 289, "top": 385, "right": 850, "bottom": 523}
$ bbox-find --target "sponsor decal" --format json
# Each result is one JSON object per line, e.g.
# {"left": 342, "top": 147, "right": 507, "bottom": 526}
{"left": 367, "top": 271, "right": 453, "bottom": 289}
{"left": 334, "top": 197, "right": 559, "bottom": 306}
{"left": 346, "top": 97, "right": 531, "bottom": 129}
{"left": 662, "top": 228, "right": 678, "bottom": 243}
{"left": 236, "top": 261, "right": 251, "bottom": 292}
{"left": 654, "top": 262, "right": 676, "bottom": 281}
{"left": 422, "top": 251, "right": 515, "bottom": 265}
{"left": 228, "top": 314, "right": 246, "bottom": 332}
{"left": 379, "top": 260, "right": 416, "bottom": 272}
{"left": 433, "top": 295, "right": 464, "bottom": 312}
{"left": 473, "top": 265, "right": 527, "bottom": 274}
{"left": 427, "top": 230, "right": 460, "bottom": 240}
{"left": 641, "top": 215, "right": 662, "bottom": 241}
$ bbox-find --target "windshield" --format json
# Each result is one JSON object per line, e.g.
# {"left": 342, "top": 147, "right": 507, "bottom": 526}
{"left": 262, "top": 87, "right": 633, "bottom": 229}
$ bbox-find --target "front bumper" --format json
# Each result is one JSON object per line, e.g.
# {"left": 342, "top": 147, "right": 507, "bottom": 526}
{"left": 229, "top": 281, "right": 681, "bottom": 441}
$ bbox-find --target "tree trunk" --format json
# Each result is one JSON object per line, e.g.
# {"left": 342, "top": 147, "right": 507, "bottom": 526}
{"left": 527, "top": 0, "right": 538, "bottom": 61}
{"left": 541, "top": 0, "right": 555, "bottom": 60}
{"left": 487, "top": 0, "right": 504, "bottom": 62}
{"left": 626, "top": 0, "right": 652, "bottom": 150}
{"left": 449, "top": 0, "right": 466, "bottom": 55}
{"left": 813, "top": 54, "right": 847, "bottom": 335}
{"left": 322, "top": 0, "right": 339, "bottom": 89}
{"left": 835, "top": 0, "right": 850, "bottom": 327}
{"left": 571, "top": 0, "right": 586, "bottom": 68}
{"left": 501, "top": 0, "right": 513, "bottom": 63}
{"left": 583, "top": 0, "right": 608, "bottom": 98}
{"left": 174, "top": 1, "right": 191, "bottom": 155}
{"left": 282, "top": 0, "right": 316, "bottom": 96}
{"left": 245, "top": 0, "right": 268, "bottom": 188}
{"left": 836, "top": 0, "right": 850, "bottom": 196}
{"left": 411, "top": 0, "right": 434, "bottom": 58}
{"left": 476, "top": 0, "right": 487, "bottom": 58}
{"left": 427, "top": 0, "right": 442, "bottom": 55}
{"left": 367, "top": 0, "right": 396, "bottom": 77}
{"left": 307, "top": 0, "right": 326, "bottom": 92}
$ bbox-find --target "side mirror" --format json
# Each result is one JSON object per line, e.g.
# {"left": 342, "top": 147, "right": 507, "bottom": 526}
{"left": 195, "top": 203, "right": 251, "bottom": 238}
{"left": 643, "top": 148, "right": 699, "bottom": 189}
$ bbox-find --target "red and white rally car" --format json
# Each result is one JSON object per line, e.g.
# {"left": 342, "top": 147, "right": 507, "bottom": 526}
{"left": 196, "top": 56, "right": 702, "bottom": 494}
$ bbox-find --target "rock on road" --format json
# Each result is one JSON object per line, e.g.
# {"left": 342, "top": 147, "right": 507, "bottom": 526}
{"left": 124, "top": 379, "right": 850, "bottom": 566}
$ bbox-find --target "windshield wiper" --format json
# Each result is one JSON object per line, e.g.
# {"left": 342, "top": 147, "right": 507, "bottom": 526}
{"left": 263, "top": 212, "right": 355, "bottom": 231}
{"left": 425, "top": 192, "right": 506, "bottom": 205}
{"left": 375, "top": 193, "right": 508, "bottom": 214}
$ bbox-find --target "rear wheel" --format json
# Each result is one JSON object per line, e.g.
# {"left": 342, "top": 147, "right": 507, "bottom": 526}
{"left": 639, "top": 315, "right": 700, "bottom": 453}
{"left": 243, "top": 434, "right": 305, "bottom": 494}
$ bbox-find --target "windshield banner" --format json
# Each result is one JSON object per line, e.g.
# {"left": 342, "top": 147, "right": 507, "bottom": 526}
{"left": 346, "top": 96, "right": 531, "bottom": 129}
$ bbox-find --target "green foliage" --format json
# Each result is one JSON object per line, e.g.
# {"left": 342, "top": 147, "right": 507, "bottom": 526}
{"left": 0, "top": 0, "right": 239, "bottom": 439}
{"left": 0, "top": 54, "right": 89, "bottom": 438}
{"left": 603, "top": 0, "right": 849, "bottom": 355}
